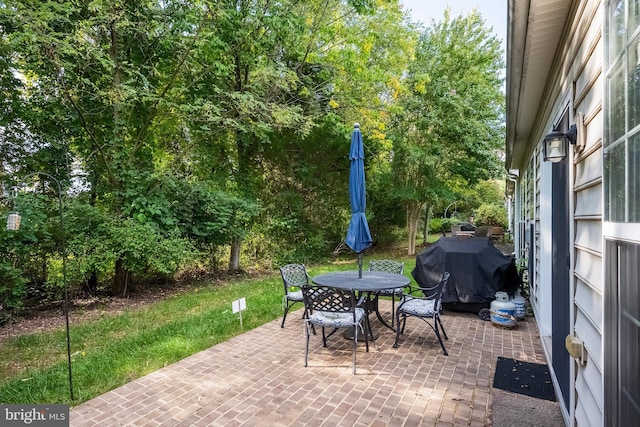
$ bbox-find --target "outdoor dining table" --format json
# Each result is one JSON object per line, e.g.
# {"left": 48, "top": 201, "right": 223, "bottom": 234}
{"left": 311, "top": 270, "right": 410, "bottom": 340}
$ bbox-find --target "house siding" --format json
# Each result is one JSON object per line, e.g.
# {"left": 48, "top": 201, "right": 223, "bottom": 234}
{"left": 572, "top": 2, "right": 604, "bottom": 425}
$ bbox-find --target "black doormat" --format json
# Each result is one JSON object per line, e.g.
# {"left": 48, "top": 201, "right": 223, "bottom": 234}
{"left": 493, "top": 357, "right": 556, "bottom": 401}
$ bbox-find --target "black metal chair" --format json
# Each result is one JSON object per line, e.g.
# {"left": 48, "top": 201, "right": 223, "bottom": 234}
{"left": 369, "top": 259, "right": 405, "bottom": 328}
{"left": 301, "top": 284, "right": 374, "bottom": 374}
{"left": 279, "top": 264, "right": 310, "bottom": 328}
{"left": 393, "top": 272, "right": 451, "bottom": 355}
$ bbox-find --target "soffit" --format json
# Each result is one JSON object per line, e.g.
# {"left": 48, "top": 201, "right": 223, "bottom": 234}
{"left": 506, "top": 0, "right": 574, "bottom": 170}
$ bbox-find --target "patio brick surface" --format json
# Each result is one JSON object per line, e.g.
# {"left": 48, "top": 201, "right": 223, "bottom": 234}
{"left": 70, "top": 301, "right": 552, "bottom": 426}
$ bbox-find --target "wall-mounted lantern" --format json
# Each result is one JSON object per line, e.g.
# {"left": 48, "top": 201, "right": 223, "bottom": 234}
{"left": 543, "top": 124, "right": 578, "bottom": 163}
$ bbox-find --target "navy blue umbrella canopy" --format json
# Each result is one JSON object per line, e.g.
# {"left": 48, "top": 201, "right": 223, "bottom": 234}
{"left": 345, "top": 123, "right": 372, "bottom": 276}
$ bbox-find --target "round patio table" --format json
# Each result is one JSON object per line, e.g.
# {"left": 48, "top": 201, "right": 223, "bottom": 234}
{"left": 311, "top": 270, "right": 410, "bottom": 340}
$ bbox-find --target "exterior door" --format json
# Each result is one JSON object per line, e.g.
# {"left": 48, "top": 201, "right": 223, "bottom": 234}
{"left": 550, "top": 126, "right": 571, "bottom": 409}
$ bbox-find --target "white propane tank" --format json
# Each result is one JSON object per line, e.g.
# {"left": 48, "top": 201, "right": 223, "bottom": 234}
{"left": 490, "top": 292, "right": 517, "bottom": 327}
{"left": 511, "top": 290, "right": 526, "bottom": 320}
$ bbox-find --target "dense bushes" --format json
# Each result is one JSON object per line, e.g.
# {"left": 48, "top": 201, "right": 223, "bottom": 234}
{"left": 0, "top": 256, "right": 27, "bottom": 324}
{"left": 0, "top": 179, "right": 348, "bottom": 323}
{"left": 0, "top": 196, "right": 198, "bottom": 314}
{"left": 429, "top": 217, "right": 460, "bottom": 234}
{"left": 474, "top": 203, "right": 507, "bottom": 227}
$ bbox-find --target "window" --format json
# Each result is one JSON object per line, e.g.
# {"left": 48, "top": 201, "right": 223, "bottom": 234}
{"left": 605, "top": 0, "right": 640, "bottom": 222}
{"left": 517, "top": 158, "right": 537, "bottom": 298}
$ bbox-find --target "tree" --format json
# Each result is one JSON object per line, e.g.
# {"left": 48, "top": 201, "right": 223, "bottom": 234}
{"left": 391, "top": 9, "right": 505, "bottom": 254}
{"left": 1, "top": 0, "right": 218, "bottom": 293}
{"left": 197, "top": 0, "right": 416, "bottom": 265}
{"left": 0, "top": 0, "right": 423, "bottom": 314}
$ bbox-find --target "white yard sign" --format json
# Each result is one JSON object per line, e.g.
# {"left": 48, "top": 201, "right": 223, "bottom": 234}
{"left": 232, "top": 297, "right": 247, "bottom": 329}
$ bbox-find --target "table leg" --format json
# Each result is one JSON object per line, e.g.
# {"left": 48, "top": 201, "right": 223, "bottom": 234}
{"left": 343, "top": 292, "right": 386, "bottom": 341}
{"left": 372, "top": 294, "right": 394, "bottom": 331}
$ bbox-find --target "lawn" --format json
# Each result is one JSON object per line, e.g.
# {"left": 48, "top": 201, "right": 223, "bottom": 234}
{"left": 0, "top": 251, "right": 420, "bottom": 405}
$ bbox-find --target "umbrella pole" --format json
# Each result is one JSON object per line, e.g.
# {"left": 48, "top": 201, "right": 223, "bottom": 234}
{"left": 358, "top": 253, "right": 363, "bottom": 278}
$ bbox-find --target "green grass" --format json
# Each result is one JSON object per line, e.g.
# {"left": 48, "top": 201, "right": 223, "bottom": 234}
{"left": 0, "top": 252, "right": 418, "bottom": 405}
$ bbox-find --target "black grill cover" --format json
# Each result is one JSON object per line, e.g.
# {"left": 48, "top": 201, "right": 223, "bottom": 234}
{"left": 459, "top": 222, "right": 476, "bottom": 231}
{"left": 412, "top": 237, "right": 520, "bottom": 304}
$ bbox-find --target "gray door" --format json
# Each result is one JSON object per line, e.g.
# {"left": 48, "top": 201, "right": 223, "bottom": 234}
{"left": 550, "top": 141, "right": 571, "bottom": 409}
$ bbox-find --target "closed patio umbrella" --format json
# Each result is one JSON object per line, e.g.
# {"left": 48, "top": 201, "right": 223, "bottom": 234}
{"left": 345, "top": 123, "right": 373, "bottom": 277}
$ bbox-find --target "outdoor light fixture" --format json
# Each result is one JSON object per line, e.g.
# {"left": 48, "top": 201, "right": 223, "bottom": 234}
{"left": 6, "top": 173, "right": 74, "bottom": 401}
{"left": 543, "top": 124, "right": 578, "bottom": 163}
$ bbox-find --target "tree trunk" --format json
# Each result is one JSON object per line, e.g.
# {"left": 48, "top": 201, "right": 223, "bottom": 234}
{"left": 228, "top": 51, "right": 249, "bottom": 275}
{"left": 109, "top": 18, "right": 122, "bottom": 122}
{"left": 422, "top": 204, "right": 431, "bottom": 244}
{"left": 228, "top": 238, "right": 241, "bottom": 272}
{"left": 406, "top": 201, "right": 423, "bottom": 256}
{"left": 112, "top": 258, "right": 127, "bottom": 296}
{"left": 85, "top": 271, "right": 98, "bottom": 295}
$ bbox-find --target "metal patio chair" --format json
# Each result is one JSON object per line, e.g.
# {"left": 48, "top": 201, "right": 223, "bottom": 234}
{"left": 393, "top": 271, "right": 451, "bottom": 355}
{"left": 301, "top": 284, "right": 374, "bottom": 374}
{"left": 369, "top": 259, "right": 405, "bottom": 328}
{"left": 279, "top": 263, "right": 310, "bottom": 328}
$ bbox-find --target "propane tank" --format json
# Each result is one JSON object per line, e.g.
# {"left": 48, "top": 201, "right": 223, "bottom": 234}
{"left": 490, "top": 292, "right": 517, "bottom": 328}
{"left": 511, "top": 290, "right": 526, "bottom": 320}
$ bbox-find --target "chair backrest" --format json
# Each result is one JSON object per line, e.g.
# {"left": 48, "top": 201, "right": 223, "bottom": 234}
{"left": 368, "top": 259, "right": 405, "bottom": 275}
{"left": 301, "top": 285, "right": 358, "bottom": 316}
{"left": 280, "top": 264, "right": 309, "bottom": 293}
{"left": 418, "top": 271, "right": 451, "bottom": 303}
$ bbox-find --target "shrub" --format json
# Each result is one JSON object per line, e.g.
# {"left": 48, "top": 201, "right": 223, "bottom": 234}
{"left": 475, "top": 203, "right": 507, "bottom": 227}
{"left": 0, "top": 260, "right": 27, "bottom": 324}
{"left": 429, "top": 217, "right": 461, "bottom": 234}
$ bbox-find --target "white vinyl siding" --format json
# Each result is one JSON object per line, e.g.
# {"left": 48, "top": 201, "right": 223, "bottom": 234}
{"left": 571, "top": 0, "right": 605, "bottom": 423}
{"left": 575, "top": 369, "right": 603, "bottom": 427}
{"left": 574, "top": 219, "right": 603, "bottom": 252}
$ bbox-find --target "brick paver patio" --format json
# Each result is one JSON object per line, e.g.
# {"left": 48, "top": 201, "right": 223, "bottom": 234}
{"left": 70, "top": 302, "right": 551, "bottom": 426}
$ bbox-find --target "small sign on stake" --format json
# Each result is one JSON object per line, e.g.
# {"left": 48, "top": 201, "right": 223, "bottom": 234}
{"left": 232, "top": 297, "right": 247, "bottom": 329}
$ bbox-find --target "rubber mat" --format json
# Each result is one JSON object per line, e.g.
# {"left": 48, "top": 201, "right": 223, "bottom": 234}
{"left": 492, "top": 356, "right": 556, "bottom": 401}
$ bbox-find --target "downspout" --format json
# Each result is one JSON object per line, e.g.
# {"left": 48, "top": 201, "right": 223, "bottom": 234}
{"left": 506, "top": 171, "right": 519, "bottom": 256}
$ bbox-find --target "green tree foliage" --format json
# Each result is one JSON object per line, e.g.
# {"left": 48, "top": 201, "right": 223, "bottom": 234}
{"left": 390, "top": 9, "right": 505, "bottom": 254}
{"left": 223, "top": 0, "right": 416, "bottom": 261}
{"left": 1, "top": 0, "right": 216, "bottom": 294}
{"left": 434, "top": 178, "right": 506, "bottom": 224}
{"left": 0, "top": 0, "right": 413, "bottom": 299}
{"left": 469, "top": 179, "right": 505, "bottom": 209}
{"left": 0, "top": 1, "right": 507, "bottom": 321}
{"left": 469, "top": 179, "right": 507, "bottom": 228}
